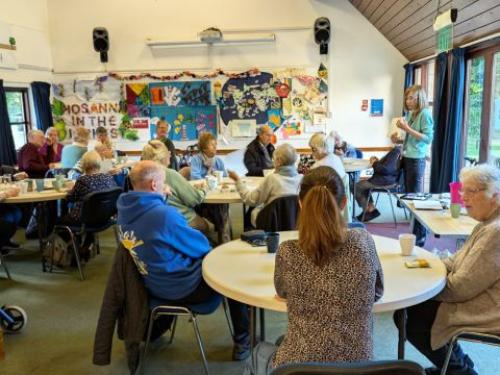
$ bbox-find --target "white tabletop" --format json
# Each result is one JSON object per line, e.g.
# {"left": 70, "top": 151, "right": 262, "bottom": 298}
{"left": 342, "top": 158, "right": 372, "bottom": 173}
{"left": 190, "top": 177, "right": 263, "bottom": 204}
{"left": 2, "top": 189, "right": 68, "bottom": 204}
{"left": 402, "top": 200, "right": 477, "bottom": 237}
{"left": 202, "top": 231, "right": 446, "bottom": 313}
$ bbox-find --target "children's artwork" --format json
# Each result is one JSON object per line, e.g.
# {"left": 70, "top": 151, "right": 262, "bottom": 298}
{"left": 281, "top": 117, "right": 303, "bottom": 138}
{"left": 126, "top": 83, "right": 150, "bottom": 117}
{"left": 52, "top": 77, "right": 122, "bottom": 102}
{"left": 150, "top": 105, "right": 217, "bottom": 141}
{"left": 230, "top": 119, "right": 257, "bottom": 138}
{"left": 219, "top": 72, "right": 280, "bottom": 125}
{"left": 267, "top": 109, "right": 282, "bottom": 130}
{"left": 149, "top": 81, "right": 211, "bottom": 107}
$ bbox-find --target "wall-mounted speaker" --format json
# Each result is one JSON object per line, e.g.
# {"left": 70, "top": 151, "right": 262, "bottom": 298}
{"left": 314, "top": 17, "right": 331, "bottom": 55}
{"left": 92, "top": 27, "right": 109, "bottom": 63}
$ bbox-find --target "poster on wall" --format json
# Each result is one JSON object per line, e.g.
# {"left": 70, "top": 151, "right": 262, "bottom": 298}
{"left": 149, "top": 81, "right": 211, "bottom": 107}
{"left": 126, "top": 83, "right": 150, "bottom": 117}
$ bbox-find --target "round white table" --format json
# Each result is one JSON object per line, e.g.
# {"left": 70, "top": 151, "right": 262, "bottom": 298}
{"left": 202, "top": 231, "right": 446, "bottom": 357}
{"left": 189, "top": 177, "right": 263, "bottom": 204}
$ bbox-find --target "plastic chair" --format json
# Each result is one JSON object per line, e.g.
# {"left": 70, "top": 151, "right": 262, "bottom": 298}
{"left": 360, "top": 183, "right": 406, "bottom": 228}
{"left": 52, "top": 187, "right": 122, "bottom": 280}
{"left": 441, "top": 332, "right": 500, "bottom": 375}
{"left": 271, "top": 360, "right": 425, "bottom": 375}
{"left": 255, "top": 195, "right": 299, "bottom": 232}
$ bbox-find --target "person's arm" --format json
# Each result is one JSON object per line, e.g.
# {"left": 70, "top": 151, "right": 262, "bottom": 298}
{"left": 215, "top": 157, "right": 227, "bottom": 177}
{"left": 165, "top": 139, "right": 178, "bottom": 170}
{"left": 437, "top": 226, "right": 500, "bottom": 303}
{"left": 396, "top": 110, "right": 433, "bottom": 144}
{"left": 190, "top": 155, "right": 204, "bottom": 180}
{"left": 23, "top": 147, "right": 49, "bottom": 175}
{"left": 372, "top": 149, "right": 398, "bottom": 176}
{"left": 169, "top": 170, "right": 206, "bottom": 207}
{"left": 244, "top": 147, "right": 264, "bottom": 176}
{"left": 235, "top": 176, "right": 269, "bottom": 206}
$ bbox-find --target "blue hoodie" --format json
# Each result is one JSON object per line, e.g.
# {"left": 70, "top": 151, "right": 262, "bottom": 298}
{"left": 117, "top": 191, "right": 211, "bottom": 300}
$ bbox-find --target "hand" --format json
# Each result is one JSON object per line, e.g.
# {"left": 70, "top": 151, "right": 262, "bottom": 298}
{"left": 228, "top": 170, "right": 240, "bottom": 182}
{"left": 65, "top": 180, "right": 76, "bottom": 189}
{"left": 108, "top": 167, "right": 121, "bottom": 176}
{"left": 193, "top": 181, "right": 206, "bottom": 190}
{"left": 5, "top": 185, "right": 21, "bottom": 198}
{"left": 48, "top": 163, "right": 57, "bottom": 169}
{"left": 369, "top": 156, "right": 379, "bottom": 165}
{"left": 396, "top": 118, "right": 410, "bottom": 132}
{"left": 13, "top": 172, "right": 28, "bottom": 181}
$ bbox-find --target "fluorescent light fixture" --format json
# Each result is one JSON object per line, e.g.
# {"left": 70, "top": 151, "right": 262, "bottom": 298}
{"left": 147, "top": 33, "right": 276, "bottom": 49}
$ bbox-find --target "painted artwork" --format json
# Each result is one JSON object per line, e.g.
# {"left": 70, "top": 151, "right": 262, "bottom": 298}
{"left": 267, "top": 109, "right": 282, "bottom": 130}
{"left": 280, "top": 116, "right": 303, "bottom": 138}
{"left": 149, "top": 81, "right": 211, "bottom": 107}
{"left": 52, "top": 76, "right": 122, "bottom": 102}
{"left": 150, "top": 105, "right": 217, "bottom": 141}
{"left": 126, "top": 83, "right": 150, "bottom": 117}
{"left": 219, "top": 72, "right": 280, "bottom": 125}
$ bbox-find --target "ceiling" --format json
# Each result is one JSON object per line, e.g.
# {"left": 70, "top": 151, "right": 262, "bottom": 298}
{"left": 349, "top": 0, "right": 500, "bottom": 61}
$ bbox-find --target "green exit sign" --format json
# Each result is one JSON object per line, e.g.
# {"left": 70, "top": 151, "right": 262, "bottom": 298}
{"left": 436, "top": 25, "right": 453, "bottom": 53}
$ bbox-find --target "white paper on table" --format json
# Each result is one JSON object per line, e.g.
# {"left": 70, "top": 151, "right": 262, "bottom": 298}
{"left": 413, "top": 200, "right": 443, "bottom": 210}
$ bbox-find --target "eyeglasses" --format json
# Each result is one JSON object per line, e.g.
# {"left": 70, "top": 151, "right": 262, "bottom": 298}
{"left": 459, "top": 187, "right": 487, "bottom": 196}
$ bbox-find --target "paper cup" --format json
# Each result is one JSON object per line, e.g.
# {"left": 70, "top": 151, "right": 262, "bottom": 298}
{"left": 399, "top": 233, "right": 416, "bottom": 256}
{"left": 450, "top": 203, "right": 461, "bottom": 219}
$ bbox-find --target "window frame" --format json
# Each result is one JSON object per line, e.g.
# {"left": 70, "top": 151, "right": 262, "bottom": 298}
{"left": 5, "top": 87, "right": 32, "bottom": 149}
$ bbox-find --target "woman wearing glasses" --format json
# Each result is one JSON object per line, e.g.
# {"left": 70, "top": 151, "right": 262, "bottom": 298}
{"left": 398, "top": 164, "right": 500, "bottom": 375}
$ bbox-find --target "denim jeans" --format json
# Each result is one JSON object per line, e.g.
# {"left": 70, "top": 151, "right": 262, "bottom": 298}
{"left": 402, "top": 157, "right": 427, "bottom": 246}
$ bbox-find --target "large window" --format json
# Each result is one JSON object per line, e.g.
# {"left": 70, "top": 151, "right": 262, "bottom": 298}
{"left": 463, "top": 43, "right": 500, "bottom": 166}
{"left": 5, "top": 88, "right": 31, "bottom": 150}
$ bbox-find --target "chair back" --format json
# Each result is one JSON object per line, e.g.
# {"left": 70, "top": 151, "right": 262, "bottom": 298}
{"left": 255, "top": 195, "right": 299, "bottom": 232}
{"left": 271, "top": 360, "right": 425, "bottom": 375}
{"left": 79, "top": 187, "right": 123, "bottom": 228}
{"left": 355, "top": 148, "right": 363, "bottom": 159}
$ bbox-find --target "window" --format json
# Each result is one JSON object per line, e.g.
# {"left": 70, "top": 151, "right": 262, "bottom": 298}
{"left": 463, "top": 43, "right": 500, "bottom": 166}
{"left": 413, "top": 60, "right": 435, "bottom": 112}
{"left": 5, "top": 88, "right": 31, "bottom": 150}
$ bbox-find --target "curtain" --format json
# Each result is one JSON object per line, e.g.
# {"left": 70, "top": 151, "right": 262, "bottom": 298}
{"left": 31, "top": 81, "right": 53, "bottom": 132}
{"left": 430, "top": 49, "right": 465, "bottom": 192}
{"left": 0, "top": 80, "right": 17, "bottom": 166}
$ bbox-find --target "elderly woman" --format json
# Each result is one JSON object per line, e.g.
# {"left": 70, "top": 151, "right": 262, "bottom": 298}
{"left": 228, "top": 143, "right": 302, "bottom": 227}
{"left": 308, "top": 132, "right": 346, "bottom": 179}
{"left": 61, "top": 127, "right": 90, "bottom": 169}
{"left": 141, "top": 140, "right": 210, "bottom": 233}
{"left": 39, "top": 127, "right": 64, "bottom": 164}
{"left": 399, "top": 164, "right": 500, "bottom": 375}
{"left": 190, "top": 132, "right": 226, "bottom": 180}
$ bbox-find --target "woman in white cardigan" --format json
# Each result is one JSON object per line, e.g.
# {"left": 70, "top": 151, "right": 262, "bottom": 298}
{"left": 228, "top": 143, "right": 302, "bottom": 228}
{"left": 400, "top": 164, "right": 500, "bottom": 375}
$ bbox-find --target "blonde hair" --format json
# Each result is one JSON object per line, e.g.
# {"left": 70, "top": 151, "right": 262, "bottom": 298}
{"left": 404, "top": 84, "right": 428, "bottom": 114}
{"left": 73, "top": 127, "right": 90, "bottom": 144}
{"left": 309, "top": 132, "right": 335, "bottom": 154}
{"left": 81, "top": 150, "right": 102, "bottom": 173}
{"left": 141, "top": 140, "right": 169, "bottom": 165}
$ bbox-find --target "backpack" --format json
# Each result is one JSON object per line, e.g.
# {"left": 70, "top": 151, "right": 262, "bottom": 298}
{"left": 43, "top": 232, "right": 73, "bottom": 268}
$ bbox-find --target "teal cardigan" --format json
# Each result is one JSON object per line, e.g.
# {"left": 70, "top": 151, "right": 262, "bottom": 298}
{"left": 403, "top": 108, "right": 434, "bottom": 159}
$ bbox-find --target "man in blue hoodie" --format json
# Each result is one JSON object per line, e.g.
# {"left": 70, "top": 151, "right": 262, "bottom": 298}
{"left": 117, "top": 160, "right": 250, "bottom": 360}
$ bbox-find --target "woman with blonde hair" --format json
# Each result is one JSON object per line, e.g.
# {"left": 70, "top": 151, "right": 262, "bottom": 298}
{"left": 244, "top": 166, "right": 384, "bottom": 374}
{"left": 190, "top": 132, "right": 226, "bottom": 180}
{"left": 308, "top": 132, "right": 346, "bottom": 179}
{"left": 61, "top": 127, "right": 91, "bottom": 169}
{"left": 141, "top": 140, "right": 210, "bottom": 233}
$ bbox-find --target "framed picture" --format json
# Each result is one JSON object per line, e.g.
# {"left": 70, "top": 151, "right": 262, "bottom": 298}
{"left": 230, "top": 119, "right": 257, "bottom": 138}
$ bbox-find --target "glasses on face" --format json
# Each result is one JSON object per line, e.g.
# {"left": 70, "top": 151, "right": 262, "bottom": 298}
{"left": 459, "top": 187, "right": 487, "bottom": 196}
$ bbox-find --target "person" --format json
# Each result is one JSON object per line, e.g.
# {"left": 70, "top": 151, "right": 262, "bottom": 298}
{"left": 61, "top": 127, "right": 90, "bottom": 169}
{"left": 0, "top": 184, "right": 22, "bottom": 253}
{"left": 116, "top": 161, "right": 250, "bottom": 360}
{"left": 17, "top": 129, "right": 56, "bottom": 178}
{"left": 228, "top": 144, "right": 302, "bottom": 227}
{"left": 355, "top": 146, "right": 402, "bottom": 222}
{"left": 244, "top": 125, "right": 275, "bottom": 176}
{"left": 391, "top": 84, "right": 434, "bottom": 246}
{"left": 398, "top": 164, "right": 500, "bottom": 375}
{"left": 330, "top": 130, "right": 357, "bottom": 158}
{"left": 155, "top": 120, "right": 178, "bottom": 171}
{"left": 58, "top": 151, "right": 117, "bottom": 257}
{"left": 39, "top": 127, "right": 64, "bottom": 164}
{"left": 308, "top": 132, "right": 346, "bottom": 179}
{"left": 244, "top": 166, "right": 384, "bottom": 375}
{"left": 141, "top": 140, "right": 210, "bottom": 234}
{"left": 190, "top": 132, "right": 226, "bottom": 180}
{"left": 94, "top": 126, "right": 114, "bottom": 159}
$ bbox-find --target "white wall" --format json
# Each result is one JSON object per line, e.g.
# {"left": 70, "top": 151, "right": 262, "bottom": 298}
{"left": 47, "top": 0, "right": 407, "bottom": 150}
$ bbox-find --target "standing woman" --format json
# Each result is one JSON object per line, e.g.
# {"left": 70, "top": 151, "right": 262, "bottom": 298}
{"left": 392, "top": 84, "right": 434, "bottom": 246}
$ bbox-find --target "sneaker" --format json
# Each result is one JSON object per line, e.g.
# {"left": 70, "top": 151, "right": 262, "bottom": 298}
{"left": 232, "top": 343, "right": 250, "bottom": 361}
{"left": 358, "top": 209, "right": 381, "bottom": 222}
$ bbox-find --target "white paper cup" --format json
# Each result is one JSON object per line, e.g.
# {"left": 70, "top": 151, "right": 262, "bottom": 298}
{"left": 214, "top": 170, "right": 223, "bottom": 184}
{"left": 205, "top": 176, "right": 218, "bottom": 191}
{"left": 19, "top": 181, "right": 28, "bottom": 194}
{"left": 399, "top": 233, "right": 416, "bottom": 256}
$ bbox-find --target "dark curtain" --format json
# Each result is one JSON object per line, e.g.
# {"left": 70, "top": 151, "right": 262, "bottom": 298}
{"left": 31, "top": 81, "right": 53, "bottom": 132}
{"left": 404, "top": 63, "right": 414, "bottom": 90}
{"left": 430, "top": 49, "right": 465, "bottom": 193}
{"left": 0, "top": 79, "right": 17, "bottom": 166}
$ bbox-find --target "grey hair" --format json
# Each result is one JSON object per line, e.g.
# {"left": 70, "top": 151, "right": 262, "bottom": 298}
{"left": 45, "top": 127, "right": 57, "bottom": 136}
{"left": 273, "top": 143, "right": 298, "bottom": 166}
{"left": 80, "top": 150, "right": 102, "bottom": 173}
{"left": 257, "top": 125, "right": 273, "bottom": 135}
{"left": 129, "top": 160, "right": 165, "bottom": 190}
{"left": 73, "top": 127, "right": 90, "bottom": 144}
{"left": 309, "top": 132, "right": 335, "bottom": 154}
{"left": 141, "top": 140, "right": 169, "bottom": 164}
{"left": 28, "top": 129, "right": 44, "bottom": 140}
{"left": 459, "top": 164, "right": 500, "bottom": 202}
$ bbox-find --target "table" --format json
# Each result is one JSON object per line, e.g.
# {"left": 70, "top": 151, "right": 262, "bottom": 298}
{"left": 342, "top": 158, "right": 372, "bottom": 218}
{"left": 202, "top": 231, "right": 446, "bottom": 358}
{"left": 189, "top": 177, "right": 263, "bottom": 204}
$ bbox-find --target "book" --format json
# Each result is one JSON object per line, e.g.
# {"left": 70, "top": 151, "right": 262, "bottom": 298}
{"left": 401, "top": 193, "right": 432, "bottom": 201}
{"left": 413, "top": 200, "right": 443, "bottom": 210}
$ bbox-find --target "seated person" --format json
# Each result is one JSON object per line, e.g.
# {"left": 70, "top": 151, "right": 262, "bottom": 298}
{"left": 17, "top": 129, "right": 55, "bottom": 178}
{"left": 355, "top": 146, "right": 402, "bottom": 222}
{"left": 330, "top": 130, "right": 357, "bottom": 158}
{"left": 94, "top": 126, "right": 114, "bottom": 158}
{"left": 244, "top": 166, "right": 384, "bottom": 374}
{"left": 399, "top": 164, "right": 500, "bottom": 375}
{"left": 228, "top": 143, "right": 302, "bottom": 227}
{"left": 190, "top": 132, "right": 226, "bottom": 180}
{"left": 154, "top": 120, "right": 178, "bottom": 170}
{"left": 59, "top": 151, "right": 117, "bottom": 257}
{"left": 0, "top": 184, "right": 22, "bottom": 252}
{"left": 117, "top": 161, "right": 250, "bottom": 360}
{"left": 308, "top": 132, "right": 346, "bottom": 179}
{"left": 39, "top": 127, "right": 64, "bottom": 164}
{"left": 141, "top": 140, "right": 210, "bottom": 234}
{"left": 244, "top": 125, "right": 275, "bottom": 176}
{"left": 61, "top": 127, "right": 90, "bottom": 169}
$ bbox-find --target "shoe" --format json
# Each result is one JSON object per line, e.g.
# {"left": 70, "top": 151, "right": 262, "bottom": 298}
{"left": 357, "top": 209, "right": 381, "bottom": 222}
{"left": 6, "top": 240, "right": 20, "bottom": 249}
{"left": 232, "top": 343, "right": 250, "bottom": 361}
{"left": 0, "top": 247, "right": 10, "bottom": 255}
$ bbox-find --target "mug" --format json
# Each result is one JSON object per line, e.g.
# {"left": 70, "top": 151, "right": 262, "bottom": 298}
{"left": 399, "top": 233, "right": 416, "bottom": 256}
{"left": 205, "top": 175, "right": 218, "bottom": 191}
{"left": 213, "top": 170, "right": 223, "bottom": 184}
{"left": 266, "top": 232, "right": 280, "bottom": 254}
{"left": 450, "top": 203, "right": 461, "bottom": 219}
{"left": 35, "top": 179, "right": 45, "bottom": 192}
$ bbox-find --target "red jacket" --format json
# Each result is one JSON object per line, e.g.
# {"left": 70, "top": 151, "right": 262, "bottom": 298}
{"left": 17, "top": 142, "right": 49, "bottom": 178}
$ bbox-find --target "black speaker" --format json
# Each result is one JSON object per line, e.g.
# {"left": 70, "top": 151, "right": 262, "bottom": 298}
{"left": 92, "top": 27, "right": 109, "bottom": 63}
{"left": 314, "top": 17, "right": 331, "bottom": 55}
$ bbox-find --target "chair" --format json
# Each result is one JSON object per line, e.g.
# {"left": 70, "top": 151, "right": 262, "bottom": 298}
{"left": 441, "top": 332, "right": 500, "bottom": 375}
{"left": 271, "top": 360, "right": 425, "bottom": 375}
{"left": 348, "top": 221, "right": 366, "bottom": 229}
{"left": 0, "top": 221, "right": 18, "bottom": 280}
{"left": 361, "top": 183, "right": 406, "bottom": 228}
{"left": 142, "top": 295, "right": 224, "bottom": 375}
{"left": 52, "top": 187, "right": 122, "bottom": 280}
{"left": 255, "top": 195, "right": 299, "bottom": 232}
{"left": 0, "top": 250, "right": 11, "bottom": 280}
{"left": 355, "top": 148, "right": 364, "bottom": 159}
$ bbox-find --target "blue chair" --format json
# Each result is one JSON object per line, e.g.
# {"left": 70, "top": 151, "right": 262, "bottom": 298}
{"left": 348, "top": 221, "right": 366, "bottom": 229}
{"left": 355, "top": 148, "right": 363, "bottom": 159}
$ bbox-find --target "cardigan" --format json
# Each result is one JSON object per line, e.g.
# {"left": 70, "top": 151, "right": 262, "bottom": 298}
{"left": 17, "top": 142, "right": 49, "bottom": 178}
